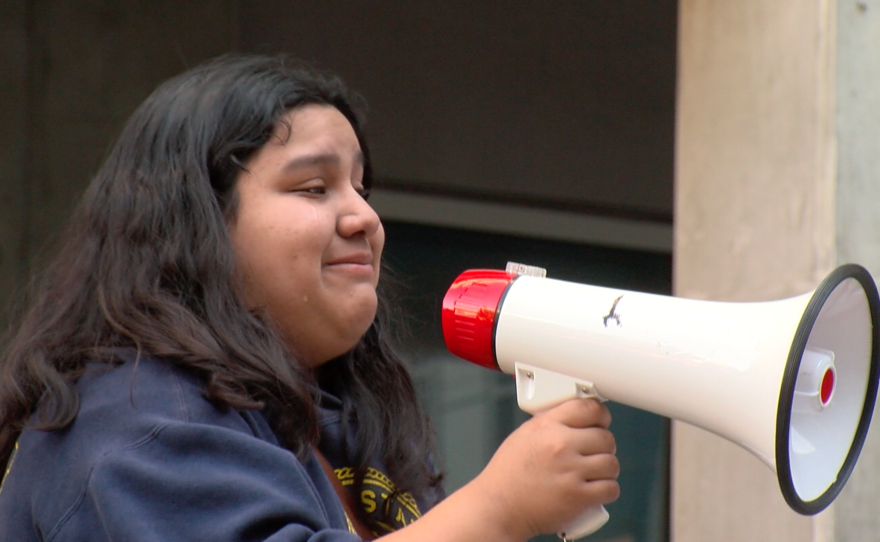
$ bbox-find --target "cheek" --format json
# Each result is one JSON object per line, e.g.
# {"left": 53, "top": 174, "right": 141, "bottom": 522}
{"left": 230, "top": 219, "right": 285, "bottom": 306}
{"left": 234, "top": 228, "right": 327, "bottom": 308}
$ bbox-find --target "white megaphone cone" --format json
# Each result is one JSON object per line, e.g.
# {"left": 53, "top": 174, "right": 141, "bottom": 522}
{"left": 442, "top": 262, "right": 880, "bottom": 541}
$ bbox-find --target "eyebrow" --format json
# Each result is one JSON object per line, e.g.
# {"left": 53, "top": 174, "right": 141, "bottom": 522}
{"left": 281, "top": 151, "right": 365, "bottom": 173}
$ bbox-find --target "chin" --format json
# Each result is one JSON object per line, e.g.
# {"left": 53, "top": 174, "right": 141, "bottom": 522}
{"left": 353, "top": 294, "right": 379, "bottom": 325}
{"left": 348, "top": 309, "right": 379, "bottom": 344}
{"left": 352, "top": 311, "right": 378, "bottom": 340}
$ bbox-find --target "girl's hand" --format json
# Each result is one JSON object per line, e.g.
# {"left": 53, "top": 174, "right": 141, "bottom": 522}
{"left": 469, "top": 398, "right": 620, "bottom": 540}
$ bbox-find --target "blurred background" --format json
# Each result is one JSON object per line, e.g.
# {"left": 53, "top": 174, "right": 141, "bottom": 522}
{"left": 4, "top": 2, "right": 879, "bottom": 541}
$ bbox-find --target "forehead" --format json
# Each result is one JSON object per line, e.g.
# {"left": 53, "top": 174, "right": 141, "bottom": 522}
{"left": 241, "top": 104, "right": 363, "bottom": 177}
{"left": 270, "top": 104, "right": 359, "bottom": 150}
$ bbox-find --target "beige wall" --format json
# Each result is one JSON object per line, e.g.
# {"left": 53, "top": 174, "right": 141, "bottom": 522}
{"left": 675, "top": 1, "right": 837, "bottom": 303}
{"left": 674, "top": 0, "right": 880, "bottom": 540}
{"left": 831, "top": 2, "right": 880, "bottom": 541}
{"left": 673, "top": 0, "right": 831, "bottom": 540}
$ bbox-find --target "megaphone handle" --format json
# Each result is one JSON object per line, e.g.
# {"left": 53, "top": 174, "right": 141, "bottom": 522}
{"left": 513, "top": 363, "right": 611, "bottom": 540}
{"left": 558, "top": 505, "right": 610, "bottom": 540}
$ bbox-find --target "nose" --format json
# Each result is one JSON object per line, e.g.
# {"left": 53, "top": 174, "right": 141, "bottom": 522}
{"left": 337, "top": 185, "right": 382, "bottom": 239}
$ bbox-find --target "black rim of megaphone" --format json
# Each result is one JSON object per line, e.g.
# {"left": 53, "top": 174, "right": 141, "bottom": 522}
{"left": 776, "top": 263, "right": 880, "bottom": 515}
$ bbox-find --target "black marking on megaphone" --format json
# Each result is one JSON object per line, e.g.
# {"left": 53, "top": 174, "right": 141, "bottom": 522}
{"left": 602, "top": 295, "right": 624, "bottom": 328}
{"left": 776, "top": 264, "right": 880, "bottom": 515}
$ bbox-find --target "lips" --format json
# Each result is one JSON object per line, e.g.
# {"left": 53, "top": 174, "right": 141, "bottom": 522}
{"left": 324, "top": 252, "right": 374, "bottom": 267}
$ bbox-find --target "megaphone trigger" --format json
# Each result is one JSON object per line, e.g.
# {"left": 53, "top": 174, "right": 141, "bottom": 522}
{"left": 514, "top": 362, "right": 605, "bottom": 415}
{"left": 512, "top": 361, "right": 612, "bottom": 540}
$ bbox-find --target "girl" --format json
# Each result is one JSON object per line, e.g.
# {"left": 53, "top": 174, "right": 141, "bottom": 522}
{"left": 0, "top": 54, "right": 619, "bottom": 541}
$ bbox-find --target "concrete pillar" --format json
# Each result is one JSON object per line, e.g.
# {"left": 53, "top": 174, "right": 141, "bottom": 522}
{"left": 830, "top": 2, "right": 880, "bottom": 541}
{"left": 673, "top": 0, "right": 838, "bottom": 540}
{"left": 0, "top": 0, "right": 240, "bottom": 330}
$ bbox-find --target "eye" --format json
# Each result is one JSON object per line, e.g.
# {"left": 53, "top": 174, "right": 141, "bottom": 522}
{"left": 356, "top": 187, "right": 371, "bottom": 201}
{"left": 289, "top": 179, "right": 326, "bottom": 195}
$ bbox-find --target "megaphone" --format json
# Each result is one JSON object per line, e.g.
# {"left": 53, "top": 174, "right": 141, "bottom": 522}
{"left": 441, "top": 262, "right": 880, "bottom": 540}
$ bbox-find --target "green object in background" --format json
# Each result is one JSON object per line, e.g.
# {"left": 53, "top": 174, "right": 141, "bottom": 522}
{"left": 382, "top": 220, "right": 671, "bottom": 542}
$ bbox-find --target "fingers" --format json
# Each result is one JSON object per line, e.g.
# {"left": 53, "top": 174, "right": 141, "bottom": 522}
{"left": 572, "top": 449, "right": 621, "bottom": 506}
{"left": 530, "top": 398, "right": 616, "bottom": 456}
{"left": 579, "top": 450, "right": 620, "bottom": 482}
{"left": 571, "top": 426, "right": 617, "bottom": 456}
{"left": 540, "top": 397, "right": 612, "bottom": 430}
{"left": 473, "top": 397, "right": 622, "bottom": 539}
{"left": 581, "top": 477, "right": 621, "bottom": 505}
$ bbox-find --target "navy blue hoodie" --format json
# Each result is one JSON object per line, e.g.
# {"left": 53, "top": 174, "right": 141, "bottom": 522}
{"left": 0, "top": 355, "right": 433, "bottom": 541}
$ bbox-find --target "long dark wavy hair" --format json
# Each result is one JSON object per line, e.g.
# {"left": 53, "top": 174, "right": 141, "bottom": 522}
{"left": 0, "top": 54, "right": 441, "bottom": 526}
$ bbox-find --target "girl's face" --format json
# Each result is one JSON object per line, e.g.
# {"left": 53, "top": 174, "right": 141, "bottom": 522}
{"left": 229, "top": 104, "right": 385, "bottom": 368}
